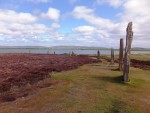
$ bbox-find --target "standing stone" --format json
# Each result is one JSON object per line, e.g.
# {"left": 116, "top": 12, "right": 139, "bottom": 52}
{"left": 123, "top": 22, "right": 133, "bottom": 82}
{"left": 110, "top": 48, "right": 114, "bottom": 65}
{"left": 47, "top": 50, "right": 49, "bottom": 54}
{"left": 119, "top": 38, "right": 124, "bottom": 71}
{"left": 71, "top": 51, "right": 75, "bottom": 56}
{"left": 97, "top": 50, "right": 100, "bottom": 60}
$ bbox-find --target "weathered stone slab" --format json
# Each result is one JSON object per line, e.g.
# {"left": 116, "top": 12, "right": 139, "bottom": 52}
{"left": 123, "top": 22, "right": 133, "bottom": 82}
{"left": 119, "top": 38, "right": 124, "bottom": 71}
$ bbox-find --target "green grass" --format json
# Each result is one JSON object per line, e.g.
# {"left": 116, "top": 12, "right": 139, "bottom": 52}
{"left": 0, "top": 61, "right": 150, "bottom": 113}
{"left": 130, "top": 54, "right": 150, "bottom": 61}
{"left": 113, "top": 54, "right": 150, "bottom": 61}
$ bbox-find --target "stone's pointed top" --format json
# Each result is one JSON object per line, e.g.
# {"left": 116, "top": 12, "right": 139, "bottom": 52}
{"left": 128, "top": 22, "right": 132, "bottom": 24}
{"left": 127, "top": 22, "right": 133, "bottom": 32}
{"left": 128, "top": 22, "right": 132, "bottom": 27}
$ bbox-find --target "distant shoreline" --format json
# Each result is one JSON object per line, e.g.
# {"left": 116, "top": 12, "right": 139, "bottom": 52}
{"left": 0, "top": 46, "right": 149, "bottom": 51}
{"left": 0, "top": 47, "right": 149, "bottom": 51}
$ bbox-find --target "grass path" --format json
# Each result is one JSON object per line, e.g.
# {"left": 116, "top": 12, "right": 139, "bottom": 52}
{"left": 0, "top": 61, "right": 150, "bottom": 113}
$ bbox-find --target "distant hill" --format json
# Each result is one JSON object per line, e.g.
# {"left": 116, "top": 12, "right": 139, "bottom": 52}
{"left": 131, "top": 47, "right": 150, "bottom": 51}
{"left": 50, "top": 46, "right": 109, "bottom": 50}
{"left": 0, "top": 46, "right": 149, "bottom": 51}
{"left": 0, "top": 46, "right": 48, "bottom": 49}
{"left": 0, "top": 46, "right": 109, "bottom": 50}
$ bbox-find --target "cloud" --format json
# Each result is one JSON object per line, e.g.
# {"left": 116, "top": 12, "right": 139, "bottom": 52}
{"left": 41, "top": 8, "right": 60, "bottom": 21}
{"left": 0, "top": 21, "right": 49, "bottom": 38}
{"left": 72, "top": 6, "right": 122, "bottom": 47}
{"left": 96, "top": 0, "right": 125, "bottom": 8}
{"left": 72, "top": 6, "right": 118, "bottom": 31}
{"left": 119, "top": 0, "right": 150, "bottom": 43}
{"left": 72, "top": 3, "right": 150, "bottom": 48}
{"left": 0, "top": 9, "right": 46, "bottom": 38}
{"left": 0, "top": 8, "right": 61, "bottom": 43}
{"left": 72, "top": 6, "right": 119, "bottom": 33}
{"left": 95, "top": 0, "right": 150, "bottom": 39}
{"left": 0, "top": 0, "right": 150, "bottom": 48}
{"left": 73, "top": 26, "right": 96, "bottom": 35}
{"left": 50, "top": 23, "right": 60, "bottom": 30}
{"left": 0, "top": 9, "right": 37, "bottom": 23}
{"left": 0, "top": 8, "right": 64, "bottom": 46}
{"left": 73, "top": 6, "right": 93, "bottom": 17}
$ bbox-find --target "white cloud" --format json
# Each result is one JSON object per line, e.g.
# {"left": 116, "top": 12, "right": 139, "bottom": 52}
{"left": 72, "top": 6, "right": 123, "bottom": 47}
{"left": 0, "top": 8, "right": 61, "bottom": 44}
{"left": 0, "top": 9, "right": 47, "bottom": 38}
{"left": 72, "top": 3, "right": 150, "bottom": 48}
{"left": 0, "top": 0, "right": 150, "bottom": 48}
{"left": 73, "top": 26, "right": 96, "bottom": 35}
{"left": 0, "top": 9, "right": 37, "bottom": 23}
{"left": 41, "top": 8, "right": 60, "bottom": 21}
{"left": 50, "top": 23, "right": 60, "bottom": 30}
{"left": 72, "top": 6, "right": 118, "bottom": 31}
{"left": 73, "top": 6, "right": 93, "bottom": 18}
{"left": 0, "top": 8, "right": 62, "bottom": 46}
{"left": 120, "top": 0, "right": 150, "bottom": 43}
{"left": 0, "top": 21, "right": 49, "bottom": 38}
{"left": 95, "top": 0, "right": 150, "bottom": 40}
{"left": 96, "top": 0, "right": 125, "bottom": 8}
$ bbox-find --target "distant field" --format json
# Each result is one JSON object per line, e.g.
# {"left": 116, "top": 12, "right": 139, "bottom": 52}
{"left": 0, "top": 54, "right": 149, "bottom": 113}
{"left": 101, "top": 54, "right": 150, "bottom": 70}
{"left": 131, "top": 54, "right": 150, "bottom": 61}
{"left": 104, "top": 54, "right": 150, "bottom": 60}
{"left": 115, "top": 54, "right": 150, "bottom": 61}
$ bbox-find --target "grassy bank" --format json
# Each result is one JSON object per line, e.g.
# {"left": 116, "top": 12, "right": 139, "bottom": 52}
{"left": 0, "top": 57, "right": 150, "bottom": 113}
{"left": 103, "top": 54, "right": 150, "bottom": 61}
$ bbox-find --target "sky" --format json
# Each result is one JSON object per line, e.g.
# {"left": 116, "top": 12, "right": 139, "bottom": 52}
{"left": 0, "top": 0, "right": 149, "bottom": 48}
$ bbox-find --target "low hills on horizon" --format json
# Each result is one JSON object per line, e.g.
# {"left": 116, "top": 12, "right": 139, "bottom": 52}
{"left": 0, "top": 45, "right": 149, "bottom": 51}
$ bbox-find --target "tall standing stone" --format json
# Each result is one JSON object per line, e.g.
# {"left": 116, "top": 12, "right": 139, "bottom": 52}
{"left": 97, "top": 50, "right": 100, "bottom": 60}
{"left": 119, "top": 38, "right": 124, "bottom": 71}
{"left": 71, "top": 51, "right": 75, "bottom": 56}
{"left": 110, "top": 48, "right": 114, "bottom": 65}
{"left": 123, "top": 22, "right": 133, "bottom": 82}
{"left": 47, "top": 50, "right": 49, "bottom": 54}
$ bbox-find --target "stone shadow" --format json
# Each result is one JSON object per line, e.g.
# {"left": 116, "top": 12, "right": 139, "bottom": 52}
{"left": 111, "top": 68, "right": 120, "bottom": 71}
{"left": 93, "top": 75, "right": 125, "bottom": 85}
